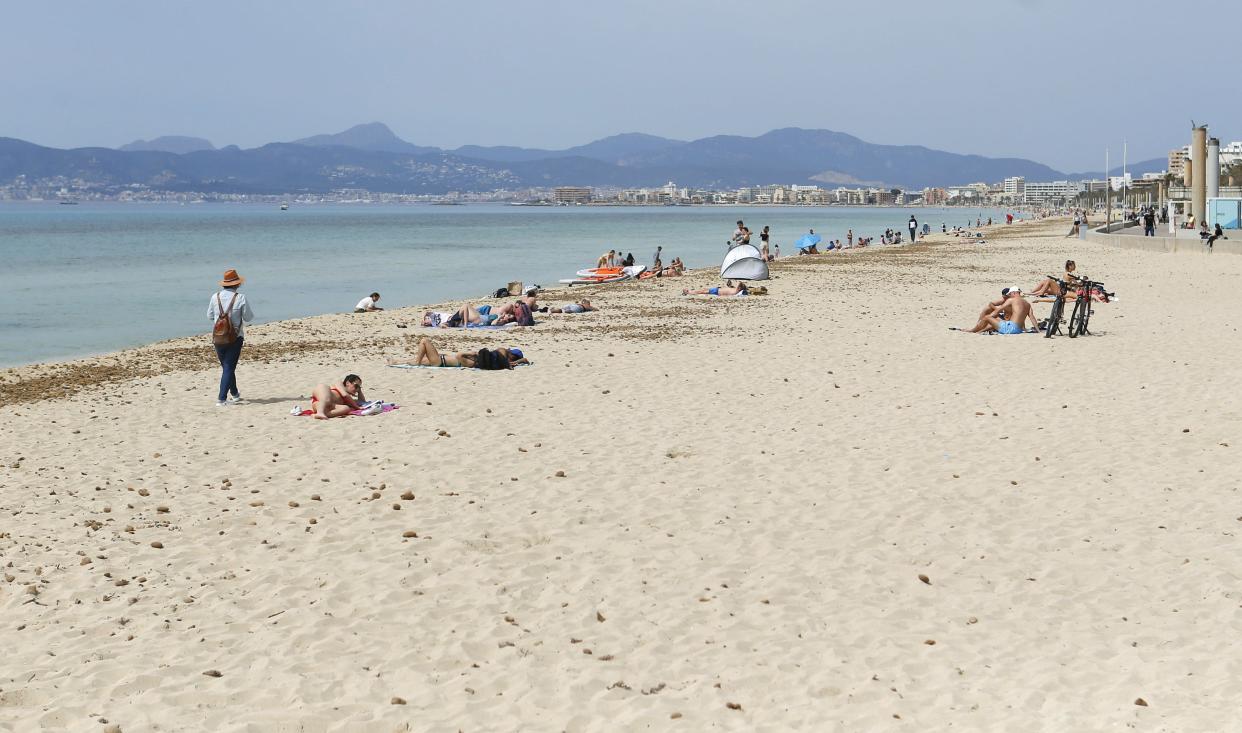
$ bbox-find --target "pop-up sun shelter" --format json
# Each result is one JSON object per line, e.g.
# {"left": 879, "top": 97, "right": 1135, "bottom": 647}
{"left": 720, "top": 244, "right": 769, "bottom": 280}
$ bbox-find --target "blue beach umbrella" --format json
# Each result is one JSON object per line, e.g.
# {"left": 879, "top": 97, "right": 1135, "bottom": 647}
{"left": 795, "top": 232, "right": 821, "bottom": 250}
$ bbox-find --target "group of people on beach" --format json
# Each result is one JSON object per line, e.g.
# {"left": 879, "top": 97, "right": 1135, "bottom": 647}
{"left": 960, "top": 258, "right": 1107, "bottom": 334}
{"left": 597, "top": 247, "right": 686, "bottom": 277}
{"left": 208, "top": 214, "right": 1032, "bottom": 414}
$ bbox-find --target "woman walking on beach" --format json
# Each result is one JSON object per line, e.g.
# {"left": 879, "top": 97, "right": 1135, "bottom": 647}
{"left": 207, "top": 269, "right": 254, "bottom": 406}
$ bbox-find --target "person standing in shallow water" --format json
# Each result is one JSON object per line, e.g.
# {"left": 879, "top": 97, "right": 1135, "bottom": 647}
{"left": 207, "top": 269, "right": 254, "bottom": 406}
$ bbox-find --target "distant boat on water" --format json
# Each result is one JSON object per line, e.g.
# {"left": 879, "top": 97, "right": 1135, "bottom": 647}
{"left": 431, "top": 201, "right": 464, "bottom": 206}
{"left": 280, "top": 203, "right": 289, "bottom": 211}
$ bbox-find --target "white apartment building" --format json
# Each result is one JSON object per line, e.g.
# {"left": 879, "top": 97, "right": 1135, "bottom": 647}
{"left": 1221, "top": 141, "right": 1242, "bottom": 167}
{"left": 1003, "top": 176, "right": 1025, "bottom": 199}
{"left": 1022, "top": 180, "right": 1083, "bottom": 204}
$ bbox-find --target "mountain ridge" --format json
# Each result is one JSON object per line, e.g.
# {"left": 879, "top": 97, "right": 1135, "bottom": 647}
{"left": 0, "top": 125, "right": 1144, "bottom": 195}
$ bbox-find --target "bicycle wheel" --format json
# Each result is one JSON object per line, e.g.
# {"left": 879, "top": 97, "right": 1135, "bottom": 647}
{"left": 1044, "top": 296, "right": 1064, "bottom": 338}
{"left": 1068, "top": 297, "right": 1088, "bottom": 338}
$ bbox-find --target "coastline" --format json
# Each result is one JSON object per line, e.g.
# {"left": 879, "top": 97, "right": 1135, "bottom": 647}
{"left": 0, "top": 229, "right": 952, "bottom": 405}
{"left": 0, "top": 202, "right": 1010, "bottom": 369}
{"left": 6, "top": 217, "right": 1241, "bottom": 730}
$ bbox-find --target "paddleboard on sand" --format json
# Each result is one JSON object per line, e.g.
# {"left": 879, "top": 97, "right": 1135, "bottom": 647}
{"left": 559, "top": 272, "right": 631, "bottom": 286}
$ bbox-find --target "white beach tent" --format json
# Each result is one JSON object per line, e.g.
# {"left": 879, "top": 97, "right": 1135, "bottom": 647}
{"left": 720, "top": 243, "right": 769, "bottom": 280}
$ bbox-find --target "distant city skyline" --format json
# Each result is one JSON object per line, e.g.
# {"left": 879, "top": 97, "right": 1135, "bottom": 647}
{"left": 1, "top": 0, "right": 1236, "bottom": 171}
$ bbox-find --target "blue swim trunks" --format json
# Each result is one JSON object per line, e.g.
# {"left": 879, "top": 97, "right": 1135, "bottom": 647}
{"left": 708, "top": 287, "right": 720, "bottom": 296}
{"left": 997, "top": 320, "right": 1022, "bottom": 335}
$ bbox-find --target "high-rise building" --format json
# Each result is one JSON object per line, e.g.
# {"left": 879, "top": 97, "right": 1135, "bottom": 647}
{"left": 553, "top": 186, "right": 593, "bottom": 204}
{"left": 1168, "top": 145, "right": 1190, "bottom": 178}
{"left": 1003, "top": 177, "right": 1025, "bottom": 199}
{"left": 1022, "top": 180, "right": 1082, "bottom": 204}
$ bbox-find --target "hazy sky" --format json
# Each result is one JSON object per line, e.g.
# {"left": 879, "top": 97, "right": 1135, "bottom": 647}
{"left": 1, "top": 0, "right": 1235, "bottom": 171}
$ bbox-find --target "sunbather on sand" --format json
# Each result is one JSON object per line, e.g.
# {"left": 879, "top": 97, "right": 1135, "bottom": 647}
{"left": 657, "top": 258, "right": 685, "bottom": 277}
{"left": 310, "top": 374, "right": 365, "bottom": 419}
{"left": 424, "top": 304, "right": 498, "bottom": 328}
{"left": 388, "top": 338, "right": 529, "bottom": 369}
{"left": 963, "top": 290, "right": 1038, "bottom": 334}
{"left": 389, "top": 337, "right": 475, "bottom": 367}
{"left": 549, "top": 298, "right": 596, "bottom": 313}
{"left": 683, "top": 281, "right": 749, "bottom": 297}
{"left": 1028, "top": 260, "right": 1079, "bottom": 296}
{"left": 493, "top": 297, "right": 537, "bottom": 326}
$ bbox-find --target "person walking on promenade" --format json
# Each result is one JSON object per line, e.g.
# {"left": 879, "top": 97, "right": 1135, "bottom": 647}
{"left": 1143, "top": 208, "right": 1156, "bottom": 237}
{"left": 907, "top": 215, "right": 918, "bottom": 244}
{"left": 208, "top": 268, "right": 254, "bottom": 406}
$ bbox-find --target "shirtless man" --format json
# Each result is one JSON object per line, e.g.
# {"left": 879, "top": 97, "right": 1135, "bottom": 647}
{"left": 683, "top": 281, "right": 749, "bottom": 297}
{"left": 596, "top": 249, "right": 618, "bottom": 268}
{"left": 966, "top": 289, "right": 1037, "bottom": 334}
{"left": 310, "top": 374, "right": 365, "bottom": 419}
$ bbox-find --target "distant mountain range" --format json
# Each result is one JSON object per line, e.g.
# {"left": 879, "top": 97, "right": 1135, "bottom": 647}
{"left": 0, "top": 122, "right": 1166, "bottom": 196}
{"left": 118, "top": 135, "right": 216, "bottom": 154}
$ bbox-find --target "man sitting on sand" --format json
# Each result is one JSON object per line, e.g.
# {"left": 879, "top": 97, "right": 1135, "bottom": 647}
{"left": 684, "top": 281, "right": 749, "bottom": 297}
{"left": 354, "top": 292, "right": 383, "bottom": 312}
{"left": 388, "top": 337, "right": 528, "bottom": 369}
{"left": 310, "top": 374, "right": 365, "bottom": 419}
{"left": 963, "top": 288, "right": 1038, "bottom": 334}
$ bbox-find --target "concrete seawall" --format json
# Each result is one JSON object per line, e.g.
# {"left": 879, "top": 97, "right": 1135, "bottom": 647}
{"left": 1085, "top": 225, "right": 1239, "bottom": 255}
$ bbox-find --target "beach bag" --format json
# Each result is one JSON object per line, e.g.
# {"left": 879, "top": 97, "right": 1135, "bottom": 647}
{"left": 513, "top": 301, "right": 535, "bottom": 327}
{"left": 493, "top": 287, "right": 509, "bottom": 298}
{"left": 212, "top": 293, "right": 238, "bottom": 346}
{"left": 507, "top": 281, "right": 524, "bottom": 296}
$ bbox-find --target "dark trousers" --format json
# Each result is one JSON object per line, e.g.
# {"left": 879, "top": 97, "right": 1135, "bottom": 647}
{"left": 909, "top": 228, "right": 916, "bottom": 241}
{"left": 214, "top": 337, "right": 244, "bottom": 401}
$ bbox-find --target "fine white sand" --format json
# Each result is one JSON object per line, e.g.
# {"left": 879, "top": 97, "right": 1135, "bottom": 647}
{"left": 3, "top": 218, "right": 1241, "bottom": 731}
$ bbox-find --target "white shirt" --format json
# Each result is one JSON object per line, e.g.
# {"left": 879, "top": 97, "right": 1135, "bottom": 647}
{"left": 356, "top": 296, "right": 376, "bottom": 311}
{"left": 207, "top": 289, "right": 254, "bottom": 338}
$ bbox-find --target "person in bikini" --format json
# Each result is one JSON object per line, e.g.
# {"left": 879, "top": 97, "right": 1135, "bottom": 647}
{"left": 387, "top": 338, "right": 528, "bottom": 369}
{"left": 1028, "top": 260, "right": 1079, "bottom": 297}
{"left": 310, "top": 374, "right": 365, "bottom": 419}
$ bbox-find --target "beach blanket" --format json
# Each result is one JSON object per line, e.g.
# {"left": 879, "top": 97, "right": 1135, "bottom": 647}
{"left": 292, "top": 401, "right": 400, "bottom": 417}
{"left": 386, "top": 363, "right": 532, "bottom": 371}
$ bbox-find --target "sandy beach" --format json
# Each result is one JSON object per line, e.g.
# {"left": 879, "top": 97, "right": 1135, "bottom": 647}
{"left": 3, "top": 217, "right": 1241, "bottom": 731}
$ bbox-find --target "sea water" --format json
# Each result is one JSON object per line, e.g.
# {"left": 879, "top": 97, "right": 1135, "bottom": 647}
{"left": 0, "top": 202, "right": 1007, "bottom": 367}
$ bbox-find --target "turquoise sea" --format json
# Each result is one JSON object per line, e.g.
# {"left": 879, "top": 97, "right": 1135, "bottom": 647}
{"left": 0, "top": 202, "right": 1008, "bottom": 367}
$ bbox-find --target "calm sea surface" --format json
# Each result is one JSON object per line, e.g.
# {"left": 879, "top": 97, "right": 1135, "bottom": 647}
{"left": 0, "top": 202, "right": 1007, "bottom": 367}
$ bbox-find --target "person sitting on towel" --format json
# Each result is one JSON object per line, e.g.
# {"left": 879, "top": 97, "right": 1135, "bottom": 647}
{"left": 310, "top": 374, "right": 365, "bottom": 419}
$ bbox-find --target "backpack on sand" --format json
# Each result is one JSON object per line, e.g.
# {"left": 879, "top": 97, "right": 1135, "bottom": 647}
{"left": 212, "top": 292, "right": 238, "bottom": 346}
{"left": 513, "top": 301, "right": 535, "bottom": 327}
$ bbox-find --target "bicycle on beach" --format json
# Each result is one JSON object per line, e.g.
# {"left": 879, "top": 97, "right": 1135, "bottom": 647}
{"left": 1042, "top": 275, "right": 1114, "bottom": 338}
{"left": 1065, "top": 277, "right": 1113, "bottom": 338}
{"left": 1042, "top": 275, "right": 1068, "bottom": 338}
